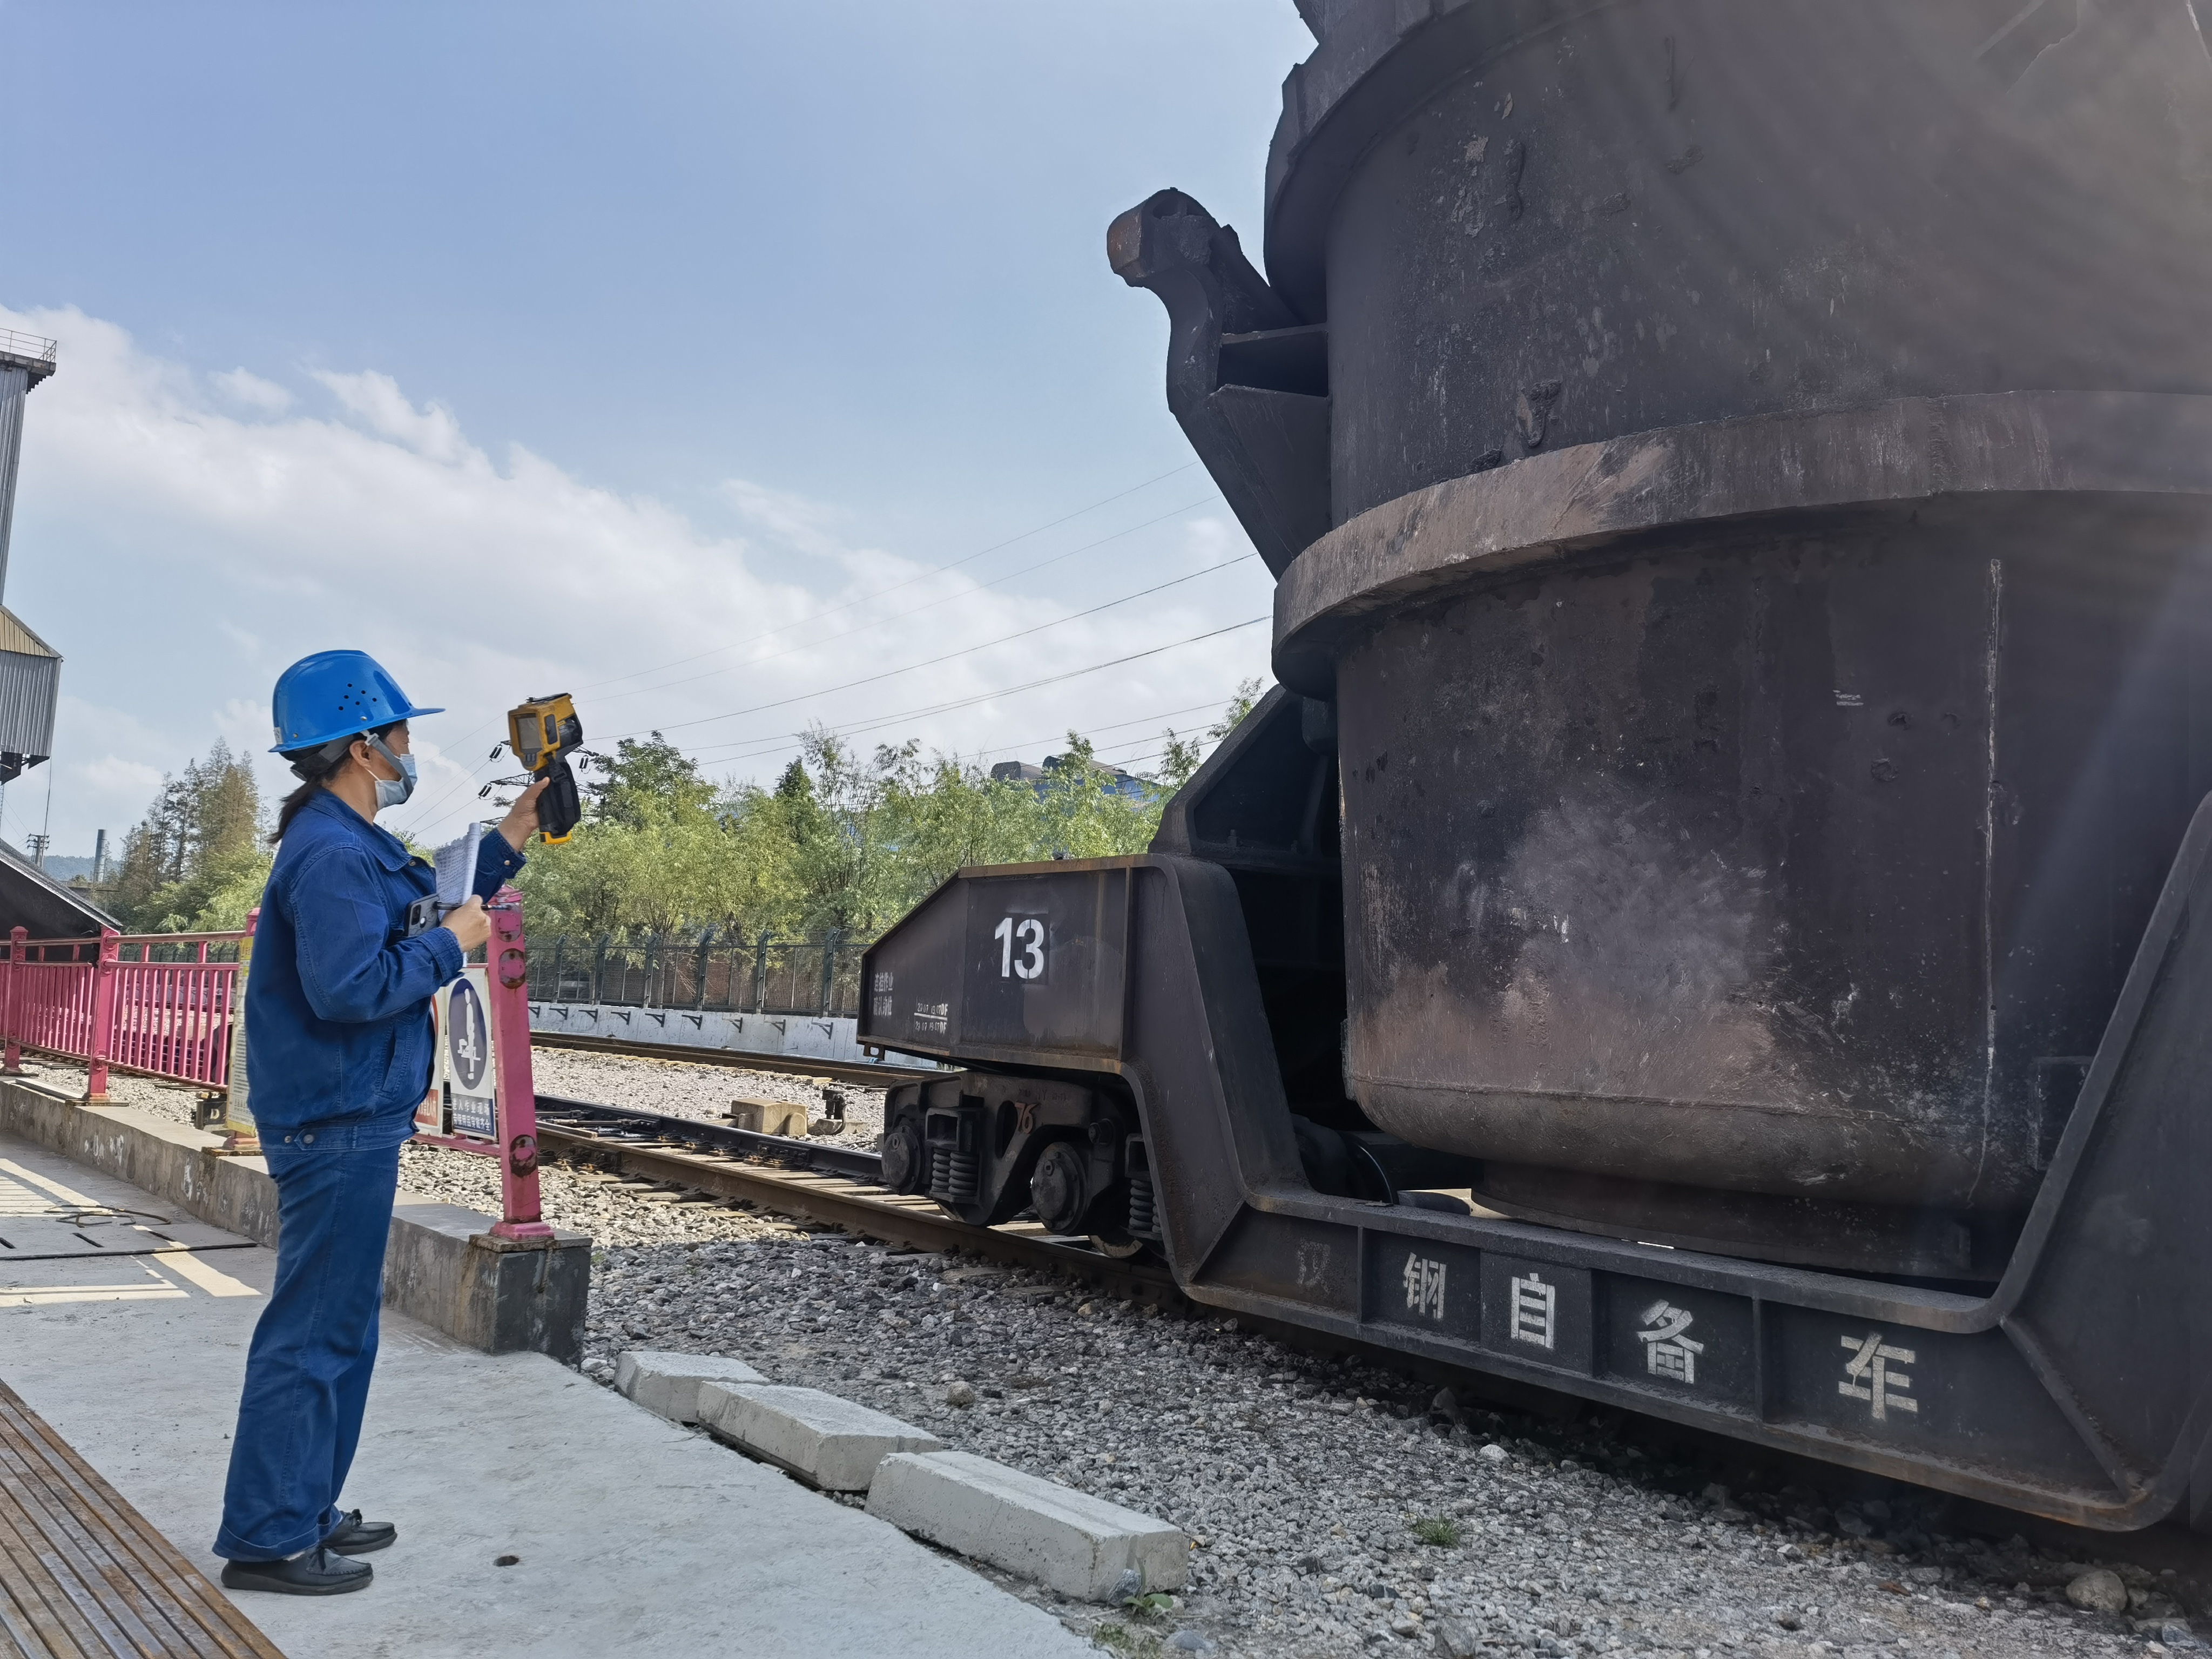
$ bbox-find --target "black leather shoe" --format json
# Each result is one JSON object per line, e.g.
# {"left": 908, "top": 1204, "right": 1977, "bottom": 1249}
{"left": 322, "top": 1509, "right": 397, "bottom": 1555}
{"left": 220, "top": 1548, "right": 373, "bottom": 1595}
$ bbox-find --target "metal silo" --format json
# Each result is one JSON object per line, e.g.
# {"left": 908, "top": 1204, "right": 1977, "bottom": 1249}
{"left": 0, "top": 331, "right": 62, "bottom": 784}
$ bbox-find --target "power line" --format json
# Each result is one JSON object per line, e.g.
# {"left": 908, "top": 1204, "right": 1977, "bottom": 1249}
{"left": 685, "top": 696, "right": 1236, "bottom": 777}
{"left": 943, "top": 699, "right": 1231, "bottom": 767}
{"left": 670, "top": 615, "right": 1270, "bottom": 767}
{"left": 394, "top": 462, "right": 1217, "bottom": 835}
{"left": 588, "top": 492, "right": 1224, "bottom": 710}
{"left": 574, "top": 459, "right": 1204, "bottom": 697}
{"left": 599, "top": 553, "right": 1260, "bottom": 745}
{"left": 401, "top": 550, "right": 1255, "bottom": 837}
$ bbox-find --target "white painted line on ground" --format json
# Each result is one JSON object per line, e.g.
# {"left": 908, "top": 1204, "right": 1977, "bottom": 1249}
{"left": 0, "top": 1283, "right": 188, "bottom": 1306}
{"left": 0, "top": 1179, "right": 56, "bottom": 1215}
{"left": 154, "top": 1248, "right": 260, "bottom": 1298}
{"left": 0, "top": 1157, "right": 102, "bottom": 1208}
{"left": 0, "top": 1258, "right": 239, "bottom": 1308}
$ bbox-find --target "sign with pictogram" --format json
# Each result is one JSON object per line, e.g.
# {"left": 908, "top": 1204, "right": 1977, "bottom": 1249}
{"left": 417, "top": 966, "right": 497, "bottom": 1141}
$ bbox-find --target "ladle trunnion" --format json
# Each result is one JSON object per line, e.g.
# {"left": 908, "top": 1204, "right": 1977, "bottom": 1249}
{"left": 862, "top": 0, "right": 2212, "bottom": 1526}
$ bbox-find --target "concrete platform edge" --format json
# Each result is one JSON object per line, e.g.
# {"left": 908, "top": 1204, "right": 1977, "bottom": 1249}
{"left": 0, "top": 1078, "right": 591, "bottom": 1363}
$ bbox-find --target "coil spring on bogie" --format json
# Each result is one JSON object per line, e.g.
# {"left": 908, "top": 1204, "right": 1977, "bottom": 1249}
{"left": 947, "top": 1149, "right": 981, "bottom": 1205}
{"left": 1127, "top": 1166, "right": 1156, "bottom": 1237}
{"left": 929, "top": 1145, "right": 953, "bottom": 1198}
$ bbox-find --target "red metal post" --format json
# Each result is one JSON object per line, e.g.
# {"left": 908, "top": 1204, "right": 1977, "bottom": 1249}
{"left": 485, "top": 886, "right": 553, "bottom": 1242}
{"left": 2, "top": 927, "right": 23, "bottom": 1076}
{"left": 221, "top": 908, "right": 260, "bottom": 1152}
{"left": 84, "top": 928, "right": 120, "bottom": 1103}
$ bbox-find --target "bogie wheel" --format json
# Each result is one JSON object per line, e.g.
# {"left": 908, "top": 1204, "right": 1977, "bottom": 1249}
{"left": 881, "top": 1118, "right": 929, "bottom": 1196}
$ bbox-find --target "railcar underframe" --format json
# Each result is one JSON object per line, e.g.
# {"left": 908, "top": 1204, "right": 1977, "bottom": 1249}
{"left": 859, "top": 693, "right": 2212, "bottom": 1534}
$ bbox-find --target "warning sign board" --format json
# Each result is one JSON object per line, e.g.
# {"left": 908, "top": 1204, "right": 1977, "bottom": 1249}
{"left": 417, "top": 965, "right": 498, "bottom": 1141}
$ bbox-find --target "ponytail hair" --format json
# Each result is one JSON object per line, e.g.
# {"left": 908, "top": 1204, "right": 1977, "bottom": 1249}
{"left": 271, "top": 720, "right": 400, "bottom": 842}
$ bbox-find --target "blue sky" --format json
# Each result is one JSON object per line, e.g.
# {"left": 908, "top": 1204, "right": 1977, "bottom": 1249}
{"left": 0, "top": 1, "right": 1313, "bottom": 853}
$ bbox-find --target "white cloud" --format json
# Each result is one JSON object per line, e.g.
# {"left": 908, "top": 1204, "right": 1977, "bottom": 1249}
{"left": 1, "top": 302, "right": 1274, "bottom": 855}
{"left": 210, "top": 368, "right": 293, "bottom": 414}
{"left": 720, "top": 477, "right": 853, "bottom": 564}
{"left": 1179, "top": 511, "right": 1243, "bottom": 565}
{"left": 313, "top": 369, "right": 473, "bottom": 464}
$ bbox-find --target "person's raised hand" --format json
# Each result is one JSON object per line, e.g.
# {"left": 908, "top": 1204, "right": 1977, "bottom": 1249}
{"left": 497, "top": 778, "right": 551, "bottom": 852}
{"left": 441, "top": 895, "right": 491, "bottom": 954}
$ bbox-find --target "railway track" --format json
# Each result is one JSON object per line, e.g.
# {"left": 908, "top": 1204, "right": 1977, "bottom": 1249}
{"left": 529, "top": 1030, "right": 941, "bottom": 1089}
{"left": 528, "top": 1089, "right": 2212, "bottom": 1583}
{"left": 520, "top": 1033, "right": 2211, "bottom": 1579}
{"left": 531, "top": 1093, "right": 1182, "bottom": 1302}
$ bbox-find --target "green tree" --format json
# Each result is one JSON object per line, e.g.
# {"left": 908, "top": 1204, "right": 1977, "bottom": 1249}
{"left": 517, "top": 733, "right": 800, "bottom": 939}
{"left": 511, "top": 682, "right": 1273, "bottom": 948}
{"left": 107, "top": 821, "right": 174, "bottom": 925}
{"left": 585, "top": 733, "right": 717, "bottom": 828}
{"left": 1158, "top": 677, "right": 1266, "bottom": 788}
{"left": 110, "top": 743, "right": 268, "bottom": 931}
{"left": 189, "top": 741, "right": 261, "bottom": 868}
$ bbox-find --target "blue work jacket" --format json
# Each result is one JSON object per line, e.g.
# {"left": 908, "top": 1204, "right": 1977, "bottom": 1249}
{"left": 245, "top": 790, "right": 525, "bottom": 1142}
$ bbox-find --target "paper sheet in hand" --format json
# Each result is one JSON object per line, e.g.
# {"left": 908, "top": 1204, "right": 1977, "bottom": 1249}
{"left": 433, "top": 822, "right": 483, "bottom": 910}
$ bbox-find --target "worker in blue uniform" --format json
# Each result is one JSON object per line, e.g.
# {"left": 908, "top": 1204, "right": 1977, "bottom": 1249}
{"left": 214, "top": 649, "right": 546, "bottom": 1596}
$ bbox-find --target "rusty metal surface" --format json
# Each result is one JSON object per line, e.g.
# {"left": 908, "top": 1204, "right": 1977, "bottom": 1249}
{"left": 1071, "top": 0, "right": 2212, "bottom": 1519}
{"left": 0, "top": 1377, "right": 284, "bottom": 1659}
{"left": 1266, "top": 1, "right": 2212, "bottom": 521}
{"left": 1332, "top": 479, "right": 2212, "bottom": 1220}
{"left": 1117, "top": 0, "right": 2212, "bottom": 1265}
{"left": 1272, "top": 393, "right": 2212, "bottom": 691}
{"left": 1108, "top": 192, "right": 1329, "bottom": 577}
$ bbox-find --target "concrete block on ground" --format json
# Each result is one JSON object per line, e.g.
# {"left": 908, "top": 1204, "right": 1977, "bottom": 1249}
{"left": 866, "top": 1450, "right": 1189, "bottom": 1601}
{"left": 383, "top": 1199, "right": 593, "bottom": 1364}
{"left": 617, "top": 1351, "right": 767, "bottom": 1423}
{"left": 700, "top": 1382, "right": 941, "bottom": 1491}
{"left": 729, "top": 1097, "right": 807, "bottom": 1137}
{"left": 0, "top": 1077, "right": 591, "bottom": 1363}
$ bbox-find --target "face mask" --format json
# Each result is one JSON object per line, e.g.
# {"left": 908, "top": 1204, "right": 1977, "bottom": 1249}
{"left": 365, "top": 732, "right": 418, "bottom": 809}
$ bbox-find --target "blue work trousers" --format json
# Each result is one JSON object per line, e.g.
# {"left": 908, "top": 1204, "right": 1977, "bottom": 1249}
{"left": 214, "top": 1129, "right": 400, "bottom": 1561}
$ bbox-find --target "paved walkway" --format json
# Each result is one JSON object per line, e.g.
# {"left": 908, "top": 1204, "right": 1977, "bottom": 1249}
{"left": 0, "top": 1130, "right": 1092, "bottom": 1659}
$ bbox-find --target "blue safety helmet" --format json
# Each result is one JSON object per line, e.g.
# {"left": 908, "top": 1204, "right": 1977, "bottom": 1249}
{"left": 268, "top": 650, "right": 443, "bottom": 755}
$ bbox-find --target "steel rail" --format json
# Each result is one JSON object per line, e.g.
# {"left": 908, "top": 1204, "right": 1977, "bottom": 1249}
{"left": 531, "top": 1093, "right": 1182, "bottom": 1300}
{"left": 529, "top": 1031, "right": 943, "bottom": 1088}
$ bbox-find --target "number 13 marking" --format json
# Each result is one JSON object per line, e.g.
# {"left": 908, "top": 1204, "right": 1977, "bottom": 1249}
{"left": 994, "top": 916, "right": 1046, "bottom": 981}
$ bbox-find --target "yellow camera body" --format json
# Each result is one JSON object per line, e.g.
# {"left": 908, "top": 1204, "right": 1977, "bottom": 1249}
{"left": 506, "top": 694, "right": 583, "bottom": 843}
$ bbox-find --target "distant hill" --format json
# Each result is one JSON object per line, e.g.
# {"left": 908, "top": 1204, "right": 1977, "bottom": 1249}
{"left": 0, "top": 849, "right": 100, "bottom": 881}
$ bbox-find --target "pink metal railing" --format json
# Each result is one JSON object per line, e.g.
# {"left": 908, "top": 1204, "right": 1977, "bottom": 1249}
{"left": 3, "top": 926, "right": 247, "bottom": 1099}
{"left": 0, "top": 898, "right": 551, "bottom": 1240}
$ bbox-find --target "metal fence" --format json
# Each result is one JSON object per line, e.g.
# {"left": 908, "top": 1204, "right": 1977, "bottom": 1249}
{"left": 0, "top": 328, "right": 57, "bottom": 366}
{"left": 525, "top": 933, "right": 872, "bottom": 1020}
{"left": 3, "top": 927, "right": 246, "bottom": 1095}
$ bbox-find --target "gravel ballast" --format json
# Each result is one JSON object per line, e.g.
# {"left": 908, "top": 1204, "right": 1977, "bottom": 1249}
{"left": 562, "top": 1233, "right": 2205, "bottom": 1659}
{"left": 31, "top": 1052, "right": 2207, "bottom": 1657}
